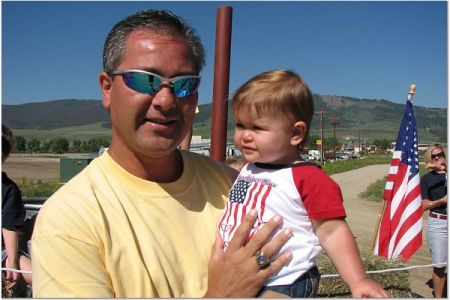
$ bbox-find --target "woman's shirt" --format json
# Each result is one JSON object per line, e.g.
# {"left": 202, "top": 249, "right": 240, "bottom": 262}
{"left": 420, "top": 170, "right": 447, "bottom": 215}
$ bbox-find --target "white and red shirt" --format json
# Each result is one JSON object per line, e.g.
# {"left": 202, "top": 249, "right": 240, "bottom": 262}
{"left": 218, "top": 161, "right": 346, "bottom": 286}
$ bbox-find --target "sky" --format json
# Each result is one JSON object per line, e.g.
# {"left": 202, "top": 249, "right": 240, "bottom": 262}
{"left": 2, "top": 1, "right": 448, "bottom": 108}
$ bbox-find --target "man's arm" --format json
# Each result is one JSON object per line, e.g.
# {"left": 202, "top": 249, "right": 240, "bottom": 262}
{"left": 31, "top": 197, "right": 114, "bottom": 298}
{"left": 313, "top": 218, "right": 389, "bottom": 298}
{"left": 31, "top": 230, "right": 114, "bottom": 297}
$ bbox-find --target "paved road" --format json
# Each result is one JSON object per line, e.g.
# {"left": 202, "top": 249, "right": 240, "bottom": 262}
{"left": 331, "top": 164, "right": 434, "bottom": 298}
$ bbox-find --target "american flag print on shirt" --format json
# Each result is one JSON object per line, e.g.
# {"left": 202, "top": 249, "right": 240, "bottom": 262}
{"left": 219, "top": 175, "right": 274, "bottom": 248}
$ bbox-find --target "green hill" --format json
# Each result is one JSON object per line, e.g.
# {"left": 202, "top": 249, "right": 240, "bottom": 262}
{"left": 2, "top": 95, "right": 446, "bottom": 144}
{"left": 3, "top": 99, "right": 109, "bottom": 130}
{"left": 194, "top": 95, "right": 446, "bottom": 143}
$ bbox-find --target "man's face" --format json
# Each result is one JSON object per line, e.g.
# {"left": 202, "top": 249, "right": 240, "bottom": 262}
{"left": 101, "top": 30, "right": 198, "bottom": 158}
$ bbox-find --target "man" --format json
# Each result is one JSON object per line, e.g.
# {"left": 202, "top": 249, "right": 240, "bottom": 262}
{"left": 31, "top": 9, "right": 292, "bottom": 297}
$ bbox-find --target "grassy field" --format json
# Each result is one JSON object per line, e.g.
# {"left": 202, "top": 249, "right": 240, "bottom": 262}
{"left": 322, "top": 154, "right": 391, "bottom": 174}
{"left": 13, "top": 122, "right": 112, "bottom": 142}
{"left": 199, "top": 117, "right": 443, "bottom": 144}
{"left": 203, "top": 127, "right": 442, "bottom": 145}
{"left": 15, "top": 153, "right": 393, "bottom": 197}
{"left": 13, "top": 121, "right": 443, "bottom": 145}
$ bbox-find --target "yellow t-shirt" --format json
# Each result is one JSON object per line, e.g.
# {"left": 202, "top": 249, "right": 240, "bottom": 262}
{"left": 31, "top": 151, "right": 235, "bottom": 297}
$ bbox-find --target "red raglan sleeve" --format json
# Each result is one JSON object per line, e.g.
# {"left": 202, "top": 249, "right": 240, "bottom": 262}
{"left": 293, "top": 165, "right": 346, "bottom": 220}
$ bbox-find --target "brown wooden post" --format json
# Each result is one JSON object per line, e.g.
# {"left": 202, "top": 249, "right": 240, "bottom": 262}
{"left": 210, "top": 6, "right": 233, "bottom": 161}
{"left": 331, "top": 117, "right": 339, "bottom": 159}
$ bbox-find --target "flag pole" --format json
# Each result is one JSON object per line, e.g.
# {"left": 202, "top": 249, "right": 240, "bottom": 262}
{"left": 370, "top": 83, "right": 417, "bottom": 253}
{"left": 370, "top": 196, "right": 387, "bottom": 252}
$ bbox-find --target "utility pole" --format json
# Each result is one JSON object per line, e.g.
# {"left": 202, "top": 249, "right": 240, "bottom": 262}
{"left": 315, "top": 111, "right": 326, "bottom": 165}
{"left": 358, "top": 127, "right": 361, "bottom": 155}
{"left": 331, "top": 117, "right": 340, "bottom": 160}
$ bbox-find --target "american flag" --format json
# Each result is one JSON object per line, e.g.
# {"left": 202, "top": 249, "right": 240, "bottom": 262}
{"left": 373, "top": 97, "right": 422, "bottom": 261}
{"left": 219, "top": 178, "right": 271, "bottom": 247}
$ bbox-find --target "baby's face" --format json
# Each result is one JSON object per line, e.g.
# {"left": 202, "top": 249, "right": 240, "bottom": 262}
{"left": 234, "top": 107, "right": 300, "bottom": 165}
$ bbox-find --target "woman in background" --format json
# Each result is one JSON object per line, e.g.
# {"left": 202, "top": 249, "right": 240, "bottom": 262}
{"left": 2, "top": 124, "right": 32, "bottom": 289}
{"left": 420, "top": 143, "right": 447, "bottom": 298}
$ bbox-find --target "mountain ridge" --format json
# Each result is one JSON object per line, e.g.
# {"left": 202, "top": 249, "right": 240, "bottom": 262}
{"left": 3, "top": 95, "right": 447, "bottom": 142}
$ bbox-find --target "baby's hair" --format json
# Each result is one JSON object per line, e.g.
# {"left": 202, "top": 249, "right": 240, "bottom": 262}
{"left": 232, "top": 69, "right": 314, "bottom": 149}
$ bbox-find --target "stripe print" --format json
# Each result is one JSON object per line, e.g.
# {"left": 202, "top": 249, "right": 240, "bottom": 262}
{"left": 374, "top": 99, "right": 422, "bottom": 261}
{"left": 219, "top": 178, "right": 272, "bottom": 248}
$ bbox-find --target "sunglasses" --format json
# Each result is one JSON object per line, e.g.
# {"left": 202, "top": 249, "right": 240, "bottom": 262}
{"left": 111, "top": 69, "right": 201, "bottom": 98}
{"left": 431, "top": 152, "right": 445, "bottom": 160}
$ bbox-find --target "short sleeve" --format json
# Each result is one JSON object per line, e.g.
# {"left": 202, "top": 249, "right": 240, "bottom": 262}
{"left": 420, "top": 174, "right": 431, "bottom": 200}
{"left": 2, "top": 175, "right": 25, "bottom": 230}
{"left": 292, "top": 165, "right": 346, "bottom": 220}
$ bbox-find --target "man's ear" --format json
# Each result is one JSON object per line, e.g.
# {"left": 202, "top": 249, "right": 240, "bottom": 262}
{"left": 99, "top": 72, "right": 112, "bottom": 109}
{"left": 290, "top": 121, "right": 307, "bottom": 147}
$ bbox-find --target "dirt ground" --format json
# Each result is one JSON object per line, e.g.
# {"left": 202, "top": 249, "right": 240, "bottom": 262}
{"left": 2, "top": 157, "right": 439, "bottom": 297}
{"left": 332, "top": 165, "right": 434, "bottom": 298}
{"left": 3, "top": 156, "right": 60, "bottom": 182}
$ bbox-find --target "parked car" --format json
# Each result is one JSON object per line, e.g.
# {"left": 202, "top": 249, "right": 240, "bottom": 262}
{"left": 308, "top": 150, "right": 321, "bottom": 161}
{"left": 336, "top": 152, "right": 350, "bottom": 160}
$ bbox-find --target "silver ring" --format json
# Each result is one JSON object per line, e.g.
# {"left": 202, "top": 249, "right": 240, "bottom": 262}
{"left": 255, "top": 250, "right": 270, "bottom": 268}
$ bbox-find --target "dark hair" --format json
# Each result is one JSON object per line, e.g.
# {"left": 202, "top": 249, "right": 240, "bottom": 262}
{"left": 2, "top": 124, "right": 14, "bottom": 162}
{"left": 103, "top": 9, "right": 205, "bottom": 74}
{"left": 232, "top": 69, "right": 314, "bottom": 150}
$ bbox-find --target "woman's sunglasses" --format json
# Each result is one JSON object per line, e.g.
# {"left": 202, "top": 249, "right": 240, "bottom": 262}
{"left": 431, "top": 152, "right": 445, "bottom": 160}
{"left": 111, "top": 69, "right": 201, "bottom": 98}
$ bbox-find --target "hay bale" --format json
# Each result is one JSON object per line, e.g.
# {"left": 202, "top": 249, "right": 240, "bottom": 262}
{"left": 2, "top": 278, "right": 14, "bottom": 298}
{"left": 317, "top": 250, "right": 413, "bottom": 298}
{"left": 2, "top": 277, "right": 31, "bottom": 298}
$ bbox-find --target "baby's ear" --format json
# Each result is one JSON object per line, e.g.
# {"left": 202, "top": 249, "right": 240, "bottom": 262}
{"left": 291, "top": 121, "right": 307, "bottom": 146}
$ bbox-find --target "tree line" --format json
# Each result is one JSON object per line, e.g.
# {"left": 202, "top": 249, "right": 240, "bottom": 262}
{"left": 307, "top": 135, "right": 393, "bottom": 152}
{"left": 13, "top": 137, "right": 111, "bottom": 153}
{"left": 12, "top": 135, "right": 392, "bottom": 154}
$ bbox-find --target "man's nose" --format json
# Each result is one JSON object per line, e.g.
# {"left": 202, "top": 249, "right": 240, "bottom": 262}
{"left": 151, "top": 84, "right": 177, "bottom": 110}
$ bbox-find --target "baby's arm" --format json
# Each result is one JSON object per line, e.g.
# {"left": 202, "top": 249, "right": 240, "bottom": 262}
{"left": 312, "top": 218, "right": 389, "bottom": 298}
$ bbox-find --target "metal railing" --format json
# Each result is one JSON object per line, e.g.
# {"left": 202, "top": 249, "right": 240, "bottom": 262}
{"left": 23, "top": 197, "right": 47, "bottom": 211}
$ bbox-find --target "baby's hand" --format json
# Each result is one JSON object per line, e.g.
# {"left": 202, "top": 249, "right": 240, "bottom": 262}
{"left": 350, "top": 278, "right": 390, "bottom": 298}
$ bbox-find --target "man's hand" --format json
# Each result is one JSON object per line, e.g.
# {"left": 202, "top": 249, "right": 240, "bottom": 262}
{"left": 205, "top": 210, "right": 293, "bottom": 297}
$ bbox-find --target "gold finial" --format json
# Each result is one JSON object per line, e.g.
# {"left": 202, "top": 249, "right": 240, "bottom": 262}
{"left": 408, "top": 83, "right": 416, "bottom": 95}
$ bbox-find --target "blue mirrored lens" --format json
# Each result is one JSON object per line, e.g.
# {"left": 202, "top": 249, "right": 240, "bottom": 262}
{"left": 173, "top": 78, "right": 199, "bottom": 97}
{"left": 123, "top": 72, "right": 160, "bottom": 94}
{"left": 121, "top": 72, "right": 199, "bottom": 97}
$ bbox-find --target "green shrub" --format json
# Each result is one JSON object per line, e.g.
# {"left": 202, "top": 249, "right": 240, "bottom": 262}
{"left": 359, "top": 177, "right": 387, "bottom": 202}
{"left": 359, "top": 165, "right": 430, "bottom": 202}
{"left": 17, "top": 178, "right": 61, "bottom": 197}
